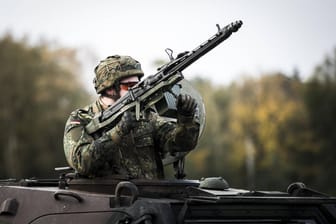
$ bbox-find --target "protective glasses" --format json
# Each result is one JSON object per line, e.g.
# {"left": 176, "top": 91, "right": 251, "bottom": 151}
{"left": 119, "top": 82, "right": 138, "bottom": 91}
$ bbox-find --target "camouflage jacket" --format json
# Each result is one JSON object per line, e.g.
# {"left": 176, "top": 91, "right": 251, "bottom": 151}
{"left": 63, "top": 99, "right": 199, "bottom": 179}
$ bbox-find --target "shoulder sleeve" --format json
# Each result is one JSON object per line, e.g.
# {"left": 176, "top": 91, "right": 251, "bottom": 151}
{"left": 63, "top": 104, "right": 123, "bottom": 177}
{"left": 63, "top": 108, "right": 94, "bottom": 174}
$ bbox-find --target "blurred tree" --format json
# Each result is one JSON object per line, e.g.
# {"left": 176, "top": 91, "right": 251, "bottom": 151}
{"left": 303, "top": 48, "right": 336, "bottom": 194}
{"left": 185, "top": 70, "right": 336, "bottom": 194}
{"left": 0, "top": 34, "right": 92, "bottom": 178}
{"left": 185, "top": 78, "right": 222, "bottom": 177}
{"left": 185, "top": 77, "right": 234, "bottom": 180}
{"left": 221, "top": 74, "right": 317, "bottom": 190}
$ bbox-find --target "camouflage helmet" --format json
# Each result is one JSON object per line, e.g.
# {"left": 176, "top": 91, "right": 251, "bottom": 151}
{"left": 93, "top": 55, "right": 144, "bottom": 94}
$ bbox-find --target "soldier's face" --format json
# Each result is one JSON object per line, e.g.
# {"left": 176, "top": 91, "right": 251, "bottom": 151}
{"left": 118, "top": 76, "right": 140, "bottom": 97}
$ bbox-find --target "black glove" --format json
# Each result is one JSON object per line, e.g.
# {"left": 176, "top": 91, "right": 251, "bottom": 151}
{"left": 176, "top": 94, "right": 197, "bottom": 117}
{"left": 116, "top": 111, "right": 136, "bottom": 135}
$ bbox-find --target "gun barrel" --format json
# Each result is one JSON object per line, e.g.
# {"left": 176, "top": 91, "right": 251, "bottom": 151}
{"left": 169, "top": 20, "right": 243, "bottom": 74}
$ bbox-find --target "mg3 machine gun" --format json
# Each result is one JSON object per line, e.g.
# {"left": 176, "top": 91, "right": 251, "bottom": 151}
{"left": 1, "top": 21, "right": 336, "bottom": 224}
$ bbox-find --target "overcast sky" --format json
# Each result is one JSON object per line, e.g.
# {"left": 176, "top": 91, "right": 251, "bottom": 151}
{"left": 1, "top": 0, "right": 336, "bottom": 89}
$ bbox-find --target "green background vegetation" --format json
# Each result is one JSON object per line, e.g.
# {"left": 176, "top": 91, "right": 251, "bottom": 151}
{"left": 1, "top": 35, "right": 336, "bottom": 195}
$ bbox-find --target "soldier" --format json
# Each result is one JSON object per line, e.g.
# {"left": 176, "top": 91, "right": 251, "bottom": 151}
{"left": 63, "top": 55, "right": 200, "bottom": 179}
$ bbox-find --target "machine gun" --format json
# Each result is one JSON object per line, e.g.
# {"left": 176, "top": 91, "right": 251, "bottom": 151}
{"left": 85, "top": 20, "right": 243, "bottom": 136}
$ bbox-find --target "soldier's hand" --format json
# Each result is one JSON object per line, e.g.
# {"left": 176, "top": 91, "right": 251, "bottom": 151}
{"left": 176, "top": 94, "right": 197, "bottom": 117}
{"left": 117, "top": 111, "right": 136, "bottom": 135}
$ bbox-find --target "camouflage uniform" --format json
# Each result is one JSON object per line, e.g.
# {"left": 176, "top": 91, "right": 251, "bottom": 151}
{"left": 64, "top": 99, "right": 199, "bottom": 179}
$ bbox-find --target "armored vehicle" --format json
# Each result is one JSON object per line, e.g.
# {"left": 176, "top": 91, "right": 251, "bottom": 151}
{"left": 1, "top": 172, "right": 336, "bottom": 224}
